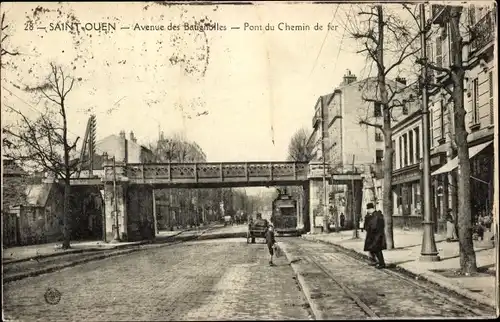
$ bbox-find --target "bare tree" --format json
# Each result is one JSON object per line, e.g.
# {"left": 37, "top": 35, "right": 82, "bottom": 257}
{"left": 287, "top": 127, "right": 314, "bottom": 162}
{"left": 348, "top": 5, "right": 421, "bottom": 249}
{"left": 0, "top": 12, "right": 19, "bottom": 67}
{"left": 3, "top": 63, "right": 80, "bottom": 249}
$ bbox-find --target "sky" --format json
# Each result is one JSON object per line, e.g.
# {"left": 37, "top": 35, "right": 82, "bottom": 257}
{"left": 0, "top": 2, "right": 378, "bottom": 163}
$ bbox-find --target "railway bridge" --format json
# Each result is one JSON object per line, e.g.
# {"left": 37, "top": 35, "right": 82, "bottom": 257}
{"left": 69, "top": 158, "right": 363, "bottom": 242}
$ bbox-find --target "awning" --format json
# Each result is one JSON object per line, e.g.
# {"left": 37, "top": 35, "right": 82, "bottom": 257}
{"left": 431, "top": 141, "right": 493, "bottom": 176}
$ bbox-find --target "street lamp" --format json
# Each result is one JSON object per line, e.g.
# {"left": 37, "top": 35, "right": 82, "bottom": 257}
{"left": 419, "top": 3, "right": 440, "bottom": 262}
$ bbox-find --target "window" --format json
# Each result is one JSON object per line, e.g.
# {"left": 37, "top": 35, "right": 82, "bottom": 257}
{"left": 376, "top": 149, "right": 384, "bottom": 163}
{"left": 414, "top": 127, "right": 420, "bottom": 161}
{"left": 472, "top": 78, "right": 479, "bottom": 124}
{"left": 375, "top": 132, "right": 383, "bottom": 142}
{"left": 399, "top": 136, "right": 403, "bottom": 168}
{"left": 489, "top": 71, "right": 494, "bottom": 124}
{"left": 402, "top": 103, "right": 409, "bottom": 115}
{"left": 409, "top": 130, "right": 414, "bottom": 164}
{"left": 429, "top": 109, "right": 434, "bottom": 147}
{"left": 392, "top": 140, "right": 396, "bottom": 169}
{"left": 403, "top": 133, "right": 408, "bottom": 167}
{"left": 374, "top": 102, "right": 382, "bottom": 117}
{"left": 435, "top": 36, "right": 443, "bottom": 68}
{"left": 440, "top": 100, "right": 445, "bottom": 139}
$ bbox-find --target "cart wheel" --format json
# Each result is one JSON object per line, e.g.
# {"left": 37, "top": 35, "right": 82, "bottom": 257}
{"left": 251, "top": 237, "right": 256, "bottom": 244}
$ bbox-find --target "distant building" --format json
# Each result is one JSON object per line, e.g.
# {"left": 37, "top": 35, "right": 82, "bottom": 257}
{"left": 75, "top": 130, "right": 155, "bottom": 177}
{"left": 95, "top": 130, "right": 155, "bottom": 165}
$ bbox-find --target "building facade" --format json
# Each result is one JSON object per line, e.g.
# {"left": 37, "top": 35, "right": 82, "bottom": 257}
{"left": 427, "top": 4, "right": 496, "bottom": 230}
{"left": 390, "top": 90, "right": 426, "bottom": 230}
{"left": 308, "top": 70, "right": 414, "bottom": 230}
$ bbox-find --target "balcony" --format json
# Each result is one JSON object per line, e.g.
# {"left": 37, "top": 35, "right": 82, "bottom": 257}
{"left": 431, "top": 5, "right": 451, "bottom": 25}
{"left": 470, "top": 11, "right": 495, "bottom": 55}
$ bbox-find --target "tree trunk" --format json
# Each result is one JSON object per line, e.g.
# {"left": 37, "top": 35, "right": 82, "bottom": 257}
{"left": 449, "top": 8, "right": 476, "bottom": 274}
{"left": 62, "top": 178, "right": 71, "bottom": 249}
{"left": 382, "top": 130, "right": 395, "bottom": 249}
{"left": 376, "top": 5, "right": 394, "bottom": 249}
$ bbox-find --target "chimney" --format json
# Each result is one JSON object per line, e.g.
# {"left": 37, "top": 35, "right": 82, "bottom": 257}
{"left": 119, "top": 130, "right": 126, "bottom": 139}
{"left": 130, "top": 131, "right": 137, "bottom": 143}
{"left": 343, "top": 69, "right": 357, "bottom": 85}
{"left": 396, "top": 77, "right": 407, "bottom": 86}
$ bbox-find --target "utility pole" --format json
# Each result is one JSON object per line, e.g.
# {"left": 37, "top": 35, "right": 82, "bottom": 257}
{"left": 111, "top": 156, "right": 121, "bottom": 242}
{"left": 419, "top": 3, "right": 440, "bottom": 262}
{"left": 351, "top": 155, "right": 359, "bottom": 239}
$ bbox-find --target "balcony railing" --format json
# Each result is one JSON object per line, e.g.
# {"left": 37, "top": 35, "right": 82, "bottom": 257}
{"left": 470, "top": 11, "right": 495, "bottom": 54}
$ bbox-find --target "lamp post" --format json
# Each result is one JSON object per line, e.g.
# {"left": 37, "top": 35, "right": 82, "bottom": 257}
{"left": 419, "top": 3, "right": 440, "bottom": 262}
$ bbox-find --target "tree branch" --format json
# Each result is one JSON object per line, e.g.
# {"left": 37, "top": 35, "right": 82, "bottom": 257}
{"left": 359, "top": 118, "right": 385, "bottom": 134}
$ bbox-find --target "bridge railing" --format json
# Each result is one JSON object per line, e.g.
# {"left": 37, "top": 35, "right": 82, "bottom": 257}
{"left": 123, "top": 161, "right": 309, "bottom": 182}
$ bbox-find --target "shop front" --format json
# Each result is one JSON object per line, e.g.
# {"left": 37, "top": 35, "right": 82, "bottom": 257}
{"left": 431, "top": 140, "right": 494, "bottom": 227}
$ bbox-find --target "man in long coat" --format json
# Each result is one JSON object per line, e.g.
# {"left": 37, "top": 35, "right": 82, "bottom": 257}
{"left": 363, "top": 203, "right": 387, "bottom": 269}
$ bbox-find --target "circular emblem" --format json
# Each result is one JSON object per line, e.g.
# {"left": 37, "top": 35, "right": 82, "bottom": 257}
{"left": 44, "top": 287, "right": 62, "bottom": 305}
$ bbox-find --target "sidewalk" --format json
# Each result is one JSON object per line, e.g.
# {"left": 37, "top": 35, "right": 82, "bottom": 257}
{"left": 3, "top": 230, "right": 186, "bottom": 264}
{"left": 302, "top": 228, "right": 497, "bottom": 308}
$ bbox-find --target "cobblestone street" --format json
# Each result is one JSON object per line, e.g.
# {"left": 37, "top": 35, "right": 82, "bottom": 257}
{"left": 3, "top": 238, "right": 312, "bottom": 321}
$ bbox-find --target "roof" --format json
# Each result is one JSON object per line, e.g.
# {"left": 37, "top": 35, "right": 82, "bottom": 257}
{"left": 24, "top": 184, "right": 53, "bottom": 207}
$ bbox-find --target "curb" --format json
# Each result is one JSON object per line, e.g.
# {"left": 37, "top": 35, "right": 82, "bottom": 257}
{"left": 280, "top": 243, "right": 322, "bottom": 320}
{"left": 2, "top": 241, "right": 149, "bottom": 265}
{"left": 3, "top": 228, "right": 199, "bottom": 264}
{"left": 302, "top": 235, "right": 496, "bottom": 310}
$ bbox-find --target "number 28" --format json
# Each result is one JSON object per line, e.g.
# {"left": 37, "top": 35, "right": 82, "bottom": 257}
{"left": 24, "top": 21, "right": 34, "bottom": 31}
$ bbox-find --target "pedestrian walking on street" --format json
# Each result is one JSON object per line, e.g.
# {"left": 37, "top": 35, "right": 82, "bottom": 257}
{"left": 363, "top": 203, "right": 387, "bottom": 269}
{"left": 265, "top": 224, "right": 276, "bottom": 266}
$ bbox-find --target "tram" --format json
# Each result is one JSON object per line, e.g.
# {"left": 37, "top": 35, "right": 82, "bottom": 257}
{"left": 270, "top": 193, "right": 301, "bottom": 236}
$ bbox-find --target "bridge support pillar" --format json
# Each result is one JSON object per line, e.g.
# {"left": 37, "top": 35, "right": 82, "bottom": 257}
{"left": 103, "top": 183, "right": 128, "bottom": 242}
{"left": 126, "top": 185, "right": 155, "bottom": 241}
{"left": 309, "top": 178, "right": 325, "bottom": 234}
